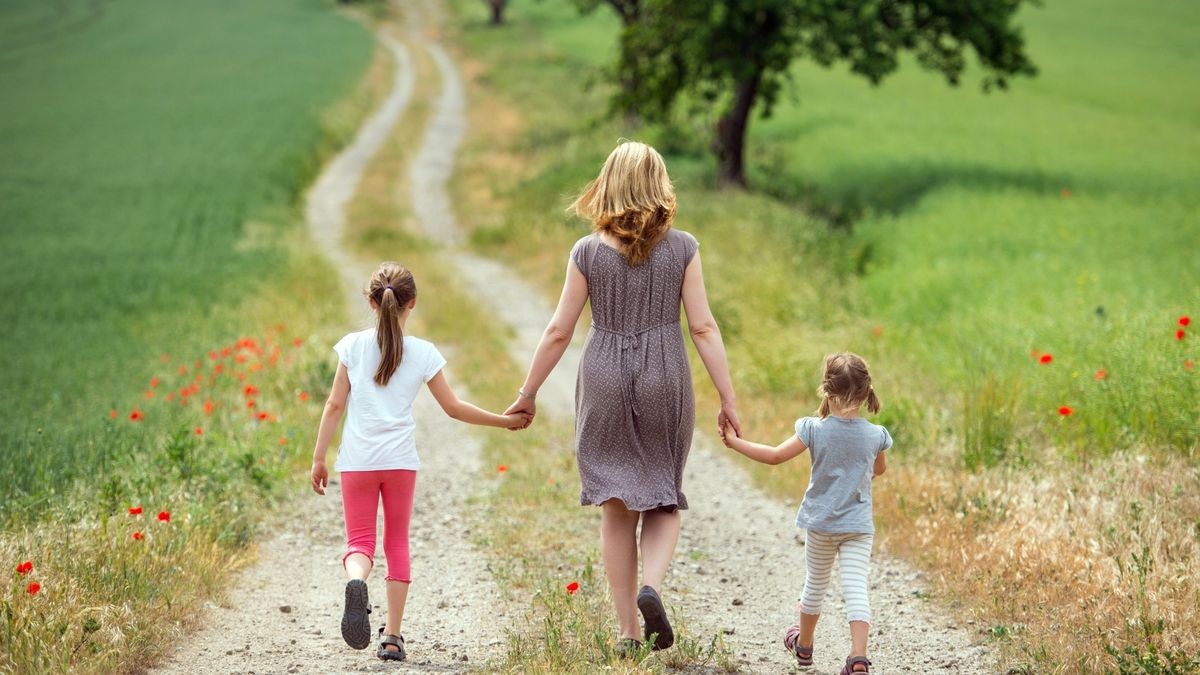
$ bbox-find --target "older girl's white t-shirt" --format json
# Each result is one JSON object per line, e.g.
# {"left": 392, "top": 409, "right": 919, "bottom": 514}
{"left": 332, "top": 329, "right": 446, "bottom": 472}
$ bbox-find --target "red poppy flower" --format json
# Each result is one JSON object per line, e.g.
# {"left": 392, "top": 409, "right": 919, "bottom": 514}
{"left": 213, "top": 363, "right": 225, "bottom": 375}
{"left": 235, "top": 354, "right": 248, "bottom": 364}
{"left": 871, "top": 326, "right": 883, "bottom": 337}
{"left": 1058, "top": 406, "right": 1074, "bottom": 417}
{"left": 108, "top": 409, "right": 118, "bottom": 419}
{"left": 1176, "top": 329, "right": 1186, "bottom": 341}
{"left": 220, "top": 347, "right": 232, "bottom": 358}
{"left": 208, "top": 350, "right": 219, "bottom": 361}
{"left": 1094, "top": 369, "right": 1107, "bottom": 381}
{"left": 203, "top": 399, "right": 214, "bottom": 416}
{"left": 16, "top": 561, "right": 32, "bottom": 575}
{"left": 275, "top": 323, "right": 286, "bottom": 332}
{"left": 257, "top": 411, "right": 269, "bottom": 421}
{"left": 149, "top": 376, "right": 160, "bottom": 388}
{"left": 566, "top": 581, "right": 580, "bottom": 595}
{"left": 243, "top": 385, "right": 259, "bottom": 397}
{"left": 1180, "top": 316, "right": 1191, "bottom": 327}
{"left": 176, "top": 366, "right": 186, "bottom": 376}
{"left": 1185, "top": 359, "right": 1195, "bottom": 372}
{"left": 129, "top": 409, "right": 144, "bottom": 422}
{"left": 159, "top": 354, "right": 171, "bottom": 363}
{"left": 132, "top": 531, "right": 144, "bottom": 541}
{"left": 26, "top": 582, "right": 40, "bottom": 595}
{"left": 143, "top": 390, "right": 155, "bottom": 400}
{"left": 194, "top": 427, "right": 204, "bottom": 436}
{"left": 497, "top": 465, "right": 508, "bottom": 473}
{"left": 292, "top": 337, "right": 303, "bottom": 347}
{"left": 1039, "top": 354, "right": 1053, "bottom": 364}
{"left": 128, "top": 506, "right": 143, "bottom": 516}
{"left": 193, "top": 359, "right": 202, "bottom": 369}
{"left": 298, "top": 391, "right": 309, "bottom": 402}
{"left": 236, "top": 372, "right": 247, "bottom": 381}
{"left": 157, "top": 511, "right": 170, "bottom": 523}
{"left": 250, "top": 363, "right": 263, "bottom": 373}
{"left": 246, "top": 399, "right": 256, "bottom": 409}
{"left": 278, "top": 436, "right": 288, "bottom": 446}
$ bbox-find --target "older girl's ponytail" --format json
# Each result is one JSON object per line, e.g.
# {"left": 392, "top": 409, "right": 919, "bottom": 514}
{"left": 366, "top": 262, "right": 416, "bottom": 386}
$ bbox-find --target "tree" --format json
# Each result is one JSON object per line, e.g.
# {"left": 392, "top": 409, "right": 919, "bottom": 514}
{"left": 486, "top": 0, "right": 507, "bottom": 25}
{"left": 607, "top": 1, "right": 1038, "bottom": 187}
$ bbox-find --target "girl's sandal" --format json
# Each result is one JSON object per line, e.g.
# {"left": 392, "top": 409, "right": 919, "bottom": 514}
{"left": 782, "top": 624, "right": 814, "bottom": 667}
{"left": 376, "top": 627, "right": 406, "bottom": 662}
{"left": 840, "top": 656, "right": 871, "bottom": 674}
{"left": 340, "top": 579, "right": 372, "bottom": 650}
{"left": 616, "top": 637, "right": 643, "bottom": 660}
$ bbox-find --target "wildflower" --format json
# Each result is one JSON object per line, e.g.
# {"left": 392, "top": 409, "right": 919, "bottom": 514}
{"left": 246, "top": 400, "right": 256, "bottom": 409}
{"left": 109, "top": 409, "right": 118, "bottom": 419}
{"left": 129, "top": 409, "right": 144, "bottom": 422}
{"left": 1094, "top": 369, "right": 1107, "bottom": 381}
{"left": 149, "top": 376, "right": 160, "bottom": 388}
{"left": 871, "top": 326, "right": 883, "bottom": 337}
{"left": 208, "top": 350, "right": 219, "bottom": 361}
{"left": 27, "top": 582, "right": 40, "bottom": 596}
{"left": 256, "top": 411, "right": 269, "bottom": 421}
{"left": 1176, "top": 329, "right": 1186, "bottom": 341}
{"left": 1181, "top": 316, "right": 1191, "bottom": 327}
{"left": 143, "top": 390, "right": 155, "bottom": 400}
{"left": 16, "top": 561, "right": 32, "bottom": 575}
{"left": 132, "top": 531, "right": 144, "bottom": 541}
{"left": 244, "top": 385, "right": 259, "bottom": 397}
{"left": 1039, "top": 354, "right": 1053, "bottom": 364}
{"left": 220, "top": 347, "right": 232, "bottom": 357}
{"left": 278, "top": 436, "right": 288, "bottom": 446}
{"left": 166, "top": 392, "right": 175, "bottom": 402}
{"left": 157, "top": 511, "right": 170, "bottom": 523}
{"left": 213, "top": 363, "right": 225, "bottom": 375}
{"left": 1185, "top": 360, "right": 1195, "bottom": 372}
{"left": 497, "top": 465, "right": 508, "bottom": 473}
{"left": 194, "top": 427, "right": 204, "bottom": 436}
{"left": 235, "top": 354, "right": 248, "bottom": 364}
{"left": 159, "top": 354, "right": 171, "bottom": 363}
{"left": 292, "top": 337, "right": 303, "bottom": 347}
{"left": 249, "top": 362, "right": 264, "bottom": 373}
{"left": 177, "top": 366, "right": 187, "bottom": 376}
{"left": 203, "top": 399, "right": 214, "bottom": 416}
{"left": 299, "top": 391, "right": 309, "bottom": 402}
{"left": 566, "top": 581, "right": 580, "bottom": 595}
{"left": 1058, "top": 406, "right": 1074, "bottom": 417}
{"left": 275, "top": 323, "right": 286, "bottom": 332}
{"left": 128, "top": 506, "right": 143, "bottom": 516}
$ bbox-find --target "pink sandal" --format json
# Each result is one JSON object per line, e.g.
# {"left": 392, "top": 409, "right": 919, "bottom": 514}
{"left": 841, "top": 655, "right": 871, "bottom": 674}
{"left": 782, "top": 624, "right": 814, "bottom": 667}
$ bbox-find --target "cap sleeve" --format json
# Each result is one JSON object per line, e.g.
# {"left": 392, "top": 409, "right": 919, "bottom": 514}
{"left": 570, "top": 235, "right": 594, "bottom": 278}
{"left": 332, "top": 333, "right": 354, "bottom": 368}
{"left": 423, "top": 342, "right": 447, "bottom": 383}
{"left": 795, "top": 416, "right": 816, "bottom": 449}
{"left": 878, "top": 425, "right": 893, "bottom": 454}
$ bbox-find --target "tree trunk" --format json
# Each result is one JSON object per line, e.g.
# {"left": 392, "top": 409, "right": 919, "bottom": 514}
{"left": 714, "top": 68, "right": 763, "bottom": 188}
{"left": 488, "top": 0, "right": 505, "bottom": 25}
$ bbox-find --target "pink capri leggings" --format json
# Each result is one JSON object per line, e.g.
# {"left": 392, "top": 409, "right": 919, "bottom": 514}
{"left": 340, "top": 469, "right": 416, "bottom": 583}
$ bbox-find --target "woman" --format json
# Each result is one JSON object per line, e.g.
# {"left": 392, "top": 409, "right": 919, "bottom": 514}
{"left": 504, "top": 141, "right": 740, "bottom": 656}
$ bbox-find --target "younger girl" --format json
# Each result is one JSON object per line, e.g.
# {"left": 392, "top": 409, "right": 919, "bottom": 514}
{"left": 720, "top": 352, "right": 890, "bottom": 674}
{"left": 309, "top": 261, "right": 529, "bottom": 662}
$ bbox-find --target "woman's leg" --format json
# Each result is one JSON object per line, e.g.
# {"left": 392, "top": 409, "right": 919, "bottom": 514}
{"left": 639, "top": 508, "right": 681, "bottom": 591}
{"left": 601, "top": 498, "right": 641, "bottom": 639}
{"left": 340, "top": 471, "right": 381, "bottom": 579}
{"left": 379, "top": 469, "right": 417, "bottom": 645}
{"left": 797, "top": 530, "right": 838, "bottom": 647}
{"left": 837, "top": 533, "right": 874, "bottom": 659}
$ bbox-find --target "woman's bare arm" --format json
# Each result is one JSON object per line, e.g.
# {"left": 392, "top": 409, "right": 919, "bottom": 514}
{"left": 681, "top": 252, "right": 741, "bottom": 435}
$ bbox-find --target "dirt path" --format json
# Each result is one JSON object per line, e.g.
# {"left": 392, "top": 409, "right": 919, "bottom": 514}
{"left": 155, "top": 25, "right": 510, "bottom": 675}
{"left": 406, "top": 7, "right": 997, "bottom": 674}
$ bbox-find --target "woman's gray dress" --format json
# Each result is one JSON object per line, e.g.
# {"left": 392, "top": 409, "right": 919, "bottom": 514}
{"left": 570, "top": 228, "right": 699, "bottom": 512}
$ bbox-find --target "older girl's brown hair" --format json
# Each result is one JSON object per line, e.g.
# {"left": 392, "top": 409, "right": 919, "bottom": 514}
{"left": 569, "top": 140, "right": 676, "bottom": 266}
{"left": 365, "top": 261, "right": 416, "bottom": 386}
{"left": 816, "top": 352, "right": 882, "bottom": 418}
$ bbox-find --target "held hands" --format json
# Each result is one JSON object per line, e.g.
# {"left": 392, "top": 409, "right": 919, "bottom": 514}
{"left": 503, "top": 393, "right": 536, "bottom": 431}
{"left": 717, "top": 399, "right": 741, "bottom": 440}
{"left": 504, "top": 412, "right": 534, "bottom": 430}
{"left": 310, "top": 460, "right": 328, "bottom": 495}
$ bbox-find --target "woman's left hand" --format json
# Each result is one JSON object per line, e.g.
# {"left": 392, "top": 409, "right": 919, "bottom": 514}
{"left": 504, "top": 396, "right": 536, "bottom": 429}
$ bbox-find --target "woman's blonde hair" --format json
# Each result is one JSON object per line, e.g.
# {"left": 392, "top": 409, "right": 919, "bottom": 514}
{"left": 365, "top": 261, "right": 416, "bottom": 387}
{"left": 569, "top": 140, "right": 676, "bottom": 265}
{"left": 816, "top": 352, "right": 882, "bottom": 418}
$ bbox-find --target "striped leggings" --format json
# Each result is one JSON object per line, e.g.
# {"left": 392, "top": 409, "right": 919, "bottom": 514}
{"left": 799, "top": 530, "right": 874, "bottom": 624}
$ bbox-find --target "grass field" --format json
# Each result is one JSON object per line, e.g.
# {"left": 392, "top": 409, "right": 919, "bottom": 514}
{"left": 0, "top": 0, "right": 372, "bottom": 671}
{"left": 445, "top": 0, "right": 1199, "bottom": 671}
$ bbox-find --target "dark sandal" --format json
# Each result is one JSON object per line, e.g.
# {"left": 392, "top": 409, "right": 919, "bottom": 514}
{"left": 840, "top": 655, "right": 871, "bottom": 674}
{"left": 376, "top": 627, "right": 406, "bottom": 661}
{"left": 636, "top": 585, "right": 674, "bottom": 650}
{"left": 340, "top": 579, "right": 372, "bottom": 650}
{"left": 783, "top": 624, "right": 814, "bottom": 667}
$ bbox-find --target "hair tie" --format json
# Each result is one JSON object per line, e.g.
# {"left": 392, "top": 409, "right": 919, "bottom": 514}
{"left": 384, "top": 285, "right": 394, "bottom": 292}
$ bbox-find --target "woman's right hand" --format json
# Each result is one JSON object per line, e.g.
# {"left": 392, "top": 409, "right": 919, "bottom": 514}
{"left": 718, "top": 400, "right": 741, "bottom": 439}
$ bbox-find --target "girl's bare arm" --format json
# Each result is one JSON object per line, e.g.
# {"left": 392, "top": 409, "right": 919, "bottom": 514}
{"left": 428, "top": 371, "right": 530, "bottom": 429}
{"left": 722, "top": 429, "right": 808, "bottom": 466}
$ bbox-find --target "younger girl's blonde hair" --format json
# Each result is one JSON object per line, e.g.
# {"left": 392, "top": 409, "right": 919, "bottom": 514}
{"left": 569, "top": 140, "right": 676, "bottom": 266}
{"left": 816, "top": 352, "right": 882, "bottom": 418}
{"left": 365, "top": 261, "right": 416, "bottom": 386}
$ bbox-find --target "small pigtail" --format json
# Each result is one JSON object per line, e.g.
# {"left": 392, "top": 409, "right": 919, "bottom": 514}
{"left": 817, "top": 396, "right": 832, "bottom": 419}
{"left": 865, "top": 387, "right": 881, "bottom": 414}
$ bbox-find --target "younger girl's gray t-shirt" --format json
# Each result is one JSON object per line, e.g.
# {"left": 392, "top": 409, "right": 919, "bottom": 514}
{"left": 794, "top": 416, "right": 892, "bottom": 534}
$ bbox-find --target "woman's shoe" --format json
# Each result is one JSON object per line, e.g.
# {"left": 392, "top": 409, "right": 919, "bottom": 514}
{"left": 636, "top": 585, "right": 674, "bottom": 650}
